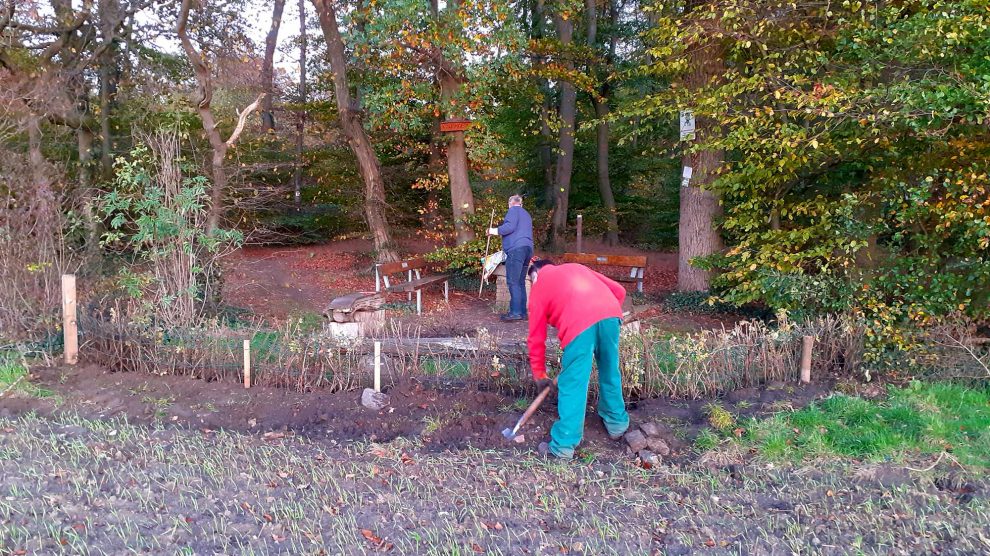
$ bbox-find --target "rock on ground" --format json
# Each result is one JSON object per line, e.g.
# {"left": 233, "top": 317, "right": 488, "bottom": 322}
{"left": 647, "top": 437, "right": 671, "bottom": 457}
{"left": 361, "top": 388, "right": 389, "bottom": 410}
{"left": 624, "top": 429, "right": 648, "bottom": 452}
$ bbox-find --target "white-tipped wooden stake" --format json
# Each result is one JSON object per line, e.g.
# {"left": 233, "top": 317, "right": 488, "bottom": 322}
{"left": 61, "top": 274, "right": 78, "bottom": 365}
{"left": 374, "top": 341, "right": 382, "bottom": 393}
{"left": 243, "top": 339, "right": 251, "bottom": 389}
{"left": 800, "top": 335, "right": 814, "bottom": 384}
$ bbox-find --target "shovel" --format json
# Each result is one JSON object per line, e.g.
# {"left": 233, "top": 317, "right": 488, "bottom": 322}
{"left": 502, "top": 378, "right": 557, "bottom": 442}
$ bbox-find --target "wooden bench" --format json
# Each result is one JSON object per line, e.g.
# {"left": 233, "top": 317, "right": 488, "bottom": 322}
{"left": 374, "top": 257, "right": 450, "bottom": 315}
{"left": 561, "top": 253, "right": 647, "bottom": 293}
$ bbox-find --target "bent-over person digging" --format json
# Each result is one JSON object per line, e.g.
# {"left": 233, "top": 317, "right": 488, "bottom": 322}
{"left": 526, "top": 258, "right": 630, "bottom": 459}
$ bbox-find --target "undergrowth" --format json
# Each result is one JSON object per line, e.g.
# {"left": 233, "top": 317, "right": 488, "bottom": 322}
{"left": 726, "top": 381, "right": 990, "bottom": 468}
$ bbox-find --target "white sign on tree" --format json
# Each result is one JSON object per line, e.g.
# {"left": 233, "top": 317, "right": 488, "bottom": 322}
{"left": 679, "top": 110, "right": 696, "bottom": 141}
{"left": 681, "top": 166, "right": 693, "bottom": 188}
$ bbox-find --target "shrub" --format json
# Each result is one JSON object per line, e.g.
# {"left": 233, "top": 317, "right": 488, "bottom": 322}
{"left": 99, "top": 132, "right": 242, "bottom": 327}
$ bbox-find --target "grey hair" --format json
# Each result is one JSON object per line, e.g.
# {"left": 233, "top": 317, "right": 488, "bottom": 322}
{"left": 508, "top": 194, "right": 523, "bottom": 206}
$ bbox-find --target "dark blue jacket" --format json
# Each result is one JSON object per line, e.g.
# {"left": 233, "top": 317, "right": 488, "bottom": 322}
{"left": 497, "top": 205, "right": 534, "bottom": 252}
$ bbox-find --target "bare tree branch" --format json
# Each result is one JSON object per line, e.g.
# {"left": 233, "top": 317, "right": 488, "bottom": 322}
{"left": 226, "top": 93, "right": 265, "bottom": 147}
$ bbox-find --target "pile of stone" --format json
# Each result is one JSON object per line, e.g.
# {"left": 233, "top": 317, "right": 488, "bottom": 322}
{"left": 622, "top": 422, "right": 671, "bottom": 467}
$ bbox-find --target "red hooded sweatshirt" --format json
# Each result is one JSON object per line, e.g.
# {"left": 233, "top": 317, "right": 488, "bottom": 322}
{"left": 527, "top": 263, "right": 626, "bottom": 379}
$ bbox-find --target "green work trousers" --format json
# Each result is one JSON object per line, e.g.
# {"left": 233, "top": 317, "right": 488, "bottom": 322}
{"left": 548, "top": 317, "right": 629, "bottom": 459}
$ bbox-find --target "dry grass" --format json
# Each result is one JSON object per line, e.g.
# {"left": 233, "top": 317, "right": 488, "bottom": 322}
{"left": 620, "top": 315, "right": 865, "bottom": 399}
{"left": 0, "top": 148, "right": 80, "bottom": 341}
{"left": 79, "top": 313, "right": 873, "bottom": 398}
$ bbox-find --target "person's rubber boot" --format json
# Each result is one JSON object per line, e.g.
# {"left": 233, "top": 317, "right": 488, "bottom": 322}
{"left": 604, "top": 417, "right": 629, "bottom": 441}
{"left": 500, "top": 313, "right": 525, "bottom": 322}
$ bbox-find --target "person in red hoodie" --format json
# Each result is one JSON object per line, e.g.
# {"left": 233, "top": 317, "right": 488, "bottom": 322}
{"left": 526, "top": 258, "right": 630, "bottom": 459}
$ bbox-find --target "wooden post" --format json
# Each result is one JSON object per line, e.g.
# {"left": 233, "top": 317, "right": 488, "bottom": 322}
{"left": 373, "top": 341, "right": 382, "bottom": 393}
{"left": 800, "top": 335, "right": 814, "bottom": 384}
{"left": 576, "top": 214, "right": 583, "bottom": 253}
{"left": 243, "top": 339, "right": 251, "bottom": 389}
{"left": 61, "top": 274, "right": 78, "bottom": 365}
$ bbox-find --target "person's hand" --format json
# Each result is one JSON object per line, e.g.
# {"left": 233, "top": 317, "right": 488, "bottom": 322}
{"left": 487, "top": 227, "right": 499, "bottom": 236}
{"left": 535, "top": 377, "right": 555, "bottom": 392}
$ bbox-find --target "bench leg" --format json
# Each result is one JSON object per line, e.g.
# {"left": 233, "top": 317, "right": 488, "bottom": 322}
{"left": 443, "top": 281, "right": 449, "bottom": 303}
{"left": 416, "top": 290, "right": 422, "bottom": 315}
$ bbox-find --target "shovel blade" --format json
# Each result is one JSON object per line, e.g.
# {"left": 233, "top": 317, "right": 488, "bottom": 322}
{"left": 501, "top": 427, "right": 515, "bottom": 440}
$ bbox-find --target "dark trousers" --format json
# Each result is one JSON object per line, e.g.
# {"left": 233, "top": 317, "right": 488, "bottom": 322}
{"left": 505, "top": 245, "right": 533, "bottom": 317}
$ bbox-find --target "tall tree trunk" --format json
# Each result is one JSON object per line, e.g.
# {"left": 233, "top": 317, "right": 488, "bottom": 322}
{"left": 261, "top": 0, "right": 286, "bottom": 133}
{"left": 293, "top": 0, "right": 306, "bottom": 207}
{"left": 587, "top": 0, "right": 619, "bottom": 245}
{"left": 423, "top": 117, "right": 445, "bottom": 233}
{"left": 177, "top": 0, "right": 262, "bottom": 234}
{"left": 435, "top": 0, "right": 475, "bottom": 245}
{"left": 77, "top": 128, "right": 101, "bottom": 255}
{"left": 678, "top": 39, "right": 725, "bottom": 292}
{"left": 549, "top": 12, "right": 577, "bottom": 252}
{"left": 98, "top": 55, "right": 116, "bottom": 174}
{"left": 28, "top": 117, "right": 50, "bottom": 192}
{"left": 439, "top": 70, "right": 475, "bottom": 245}
{"left": 533, "top": 0, "right": 555, "bottom": 207}
{"left": 98, "top": 0, "right": 121, "bottom": 175}
{"left": 593, "top": 96, "right": 619, "bottom": 245}
{"left": 312, "top": 0, "right": 398, "bottom": 262}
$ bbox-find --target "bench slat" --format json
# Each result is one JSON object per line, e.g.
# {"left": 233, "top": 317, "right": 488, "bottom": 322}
{"left": 378, "top": 257, "right": 428, "bottom": 276}
{"left": 385, "top": 274, "right": 449, "bottom": 293}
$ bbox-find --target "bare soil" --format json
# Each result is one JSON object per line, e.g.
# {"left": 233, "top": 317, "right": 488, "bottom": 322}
{"left": 2, "top": 363, "right": 831, "bottom": 461}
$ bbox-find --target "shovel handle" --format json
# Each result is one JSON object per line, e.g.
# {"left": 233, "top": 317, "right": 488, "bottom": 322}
{"left": 512, "top": 379, "right": 557, "bottom": 434}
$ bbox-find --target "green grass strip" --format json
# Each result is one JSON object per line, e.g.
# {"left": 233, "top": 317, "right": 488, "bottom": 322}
{"left": 736, "top": 381, "right": 990, "bottom": 468}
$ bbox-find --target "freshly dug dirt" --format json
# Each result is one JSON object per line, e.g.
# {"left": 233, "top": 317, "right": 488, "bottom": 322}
{"left": 2, "top": 363, "right": 832, "bottom": 461}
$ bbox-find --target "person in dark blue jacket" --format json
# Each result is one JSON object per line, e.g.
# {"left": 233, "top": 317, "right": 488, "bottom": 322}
{"left": 488, "top": 195, "right": 534, "bottom": 322}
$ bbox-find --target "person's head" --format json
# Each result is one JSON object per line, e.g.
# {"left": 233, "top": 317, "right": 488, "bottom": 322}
{"left": 508, "top": 194, "right": 523, "bottom": 208}
{"left": 527, "top": 257, "right": 553, "bottom": 283}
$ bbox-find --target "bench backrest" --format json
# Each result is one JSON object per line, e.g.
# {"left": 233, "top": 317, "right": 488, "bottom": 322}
{"left": 562, "top": 253, "right": 647, "bottom": 268}
{"left": 375, "top": 256, "right": 441, "bottom": 293}
{"left": 377, "top": 257, "right": 428, "bottom": 276}
{"left": 561, "top": 252, "right": 647, "bottom": 292}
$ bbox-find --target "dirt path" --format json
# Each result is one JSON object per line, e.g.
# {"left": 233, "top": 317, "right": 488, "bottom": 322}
{"left": 223, "top": 239, "right": 732, "bottom": 339}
